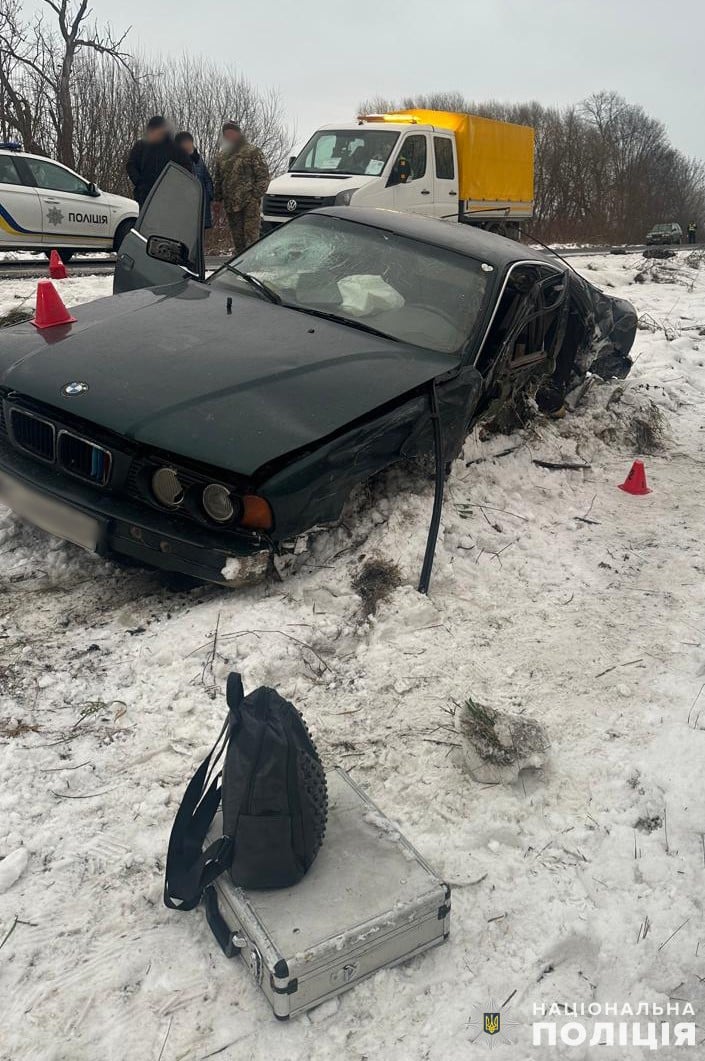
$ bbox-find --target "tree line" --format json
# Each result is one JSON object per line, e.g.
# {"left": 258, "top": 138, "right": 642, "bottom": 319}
{"left": 1, "top": 2, "right": 702, "bottom": 244}
{"left": 360, "top": 90, "right": 705, "bottom": 243}
{"left": 0, "top": 0, "right": 293, "bottom": 196}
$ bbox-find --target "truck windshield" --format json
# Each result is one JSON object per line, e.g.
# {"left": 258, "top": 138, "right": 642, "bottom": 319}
{"left": 212, "top": 214, "right": 492, "bottom": 355}
{"left": 291, "top": 130, "right": 400, "bottom": 176}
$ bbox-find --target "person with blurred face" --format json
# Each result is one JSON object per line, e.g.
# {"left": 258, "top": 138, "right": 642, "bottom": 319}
{"left": 126, "top": 116, "right": 192, "bottom": 208}
{"left": 175, "top": 131, "right": 214, "bottom": 229}
{"left": 212, "top": 121, "right": 270, "bottom": 254}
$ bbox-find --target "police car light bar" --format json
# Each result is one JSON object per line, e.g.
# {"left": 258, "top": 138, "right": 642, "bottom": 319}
{"left": 0, "top": 141, "right": 22, "bottom": 151}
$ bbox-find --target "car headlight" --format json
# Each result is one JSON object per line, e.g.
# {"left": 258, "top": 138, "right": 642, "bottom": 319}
{"left": 334, "top": 188, "right": 358, "bottom": 206}
{"left": 152, "top": 467, "right": 184, "bottom": 508}
{"left": 202, "top": 483, "right": 236, "bottom": 523}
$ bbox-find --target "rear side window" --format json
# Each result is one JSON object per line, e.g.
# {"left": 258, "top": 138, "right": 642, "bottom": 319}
{"left": 434, "top": 138, "right": 454, "bottom": 180}
{"left": 0, "top": 155, "right": 22, "bottom": 185}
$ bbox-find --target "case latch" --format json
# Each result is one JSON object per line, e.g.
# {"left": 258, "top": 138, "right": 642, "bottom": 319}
{"left": 331, "top": 961, "right": 359, "bottom": 985}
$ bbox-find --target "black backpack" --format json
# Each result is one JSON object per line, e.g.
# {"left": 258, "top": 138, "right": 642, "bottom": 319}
{"left": 164, "top": 673, "right": 327, "bottom": 909}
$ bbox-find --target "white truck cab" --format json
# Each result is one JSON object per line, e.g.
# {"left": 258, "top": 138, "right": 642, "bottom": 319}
{"left": 0, "top": 143, "right": 137, "bottom": 260}
{"left": 262, "top": 112, "right": 534, "bottom": 237}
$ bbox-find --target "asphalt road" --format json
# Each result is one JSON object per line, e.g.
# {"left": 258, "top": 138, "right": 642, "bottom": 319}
{"left": 1, "top": 244, "right": 703, "bottom": 281}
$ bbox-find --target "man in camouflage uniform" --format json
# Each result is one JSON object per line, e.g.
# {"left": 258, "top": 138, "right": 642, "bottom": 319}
{"left": 213, "top": 122, "right": 270, "bottom": 255}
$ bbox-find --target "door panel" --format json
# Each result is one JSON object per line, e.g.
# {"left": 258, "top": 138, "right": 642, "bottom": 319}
{"left": 21, "top": 157, "right": 111, "bottom": 248}
{"left": 431, "top": 135, "right": 458, "bottom": 220}
{"left": 390, "top": 133, "right": 433, "bottom": 215}
{"left": 114, "top": 163, "right": 204, "bottom": 294}
{"left": 0, "top": 154, "right": 43, "bottom": 247}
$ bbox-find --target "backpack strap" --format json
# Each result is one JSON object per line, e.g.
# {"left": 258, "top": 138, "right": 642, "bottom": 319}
{"left": 163, "top": 714, "right": 234, "bottom": 910}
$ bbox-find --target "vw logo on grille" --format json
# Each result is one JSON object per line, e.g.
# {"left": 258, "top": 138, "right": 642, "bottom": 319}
{"left": 61, "top": 381, "right": 89, "bottom": 397}
{"left": 286, "top": 199, "right": 298, "bottom": 213}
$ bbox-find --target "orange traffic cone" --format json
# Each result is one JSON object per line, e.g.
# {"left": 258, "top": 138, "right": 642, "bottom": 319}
{"left": 48, "top": 249, "right": 67, "bottom": 280}
{"left": 32, "top": 279, "right": 77, "bottom": 330}
{"left": 618, "top": 459, "right": 651, "bottom": 496}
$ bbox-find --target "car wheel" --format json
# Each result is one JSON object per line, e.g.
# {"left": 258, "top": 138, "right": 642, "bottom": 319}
{"left": 44, "top": 248, "right": 75, "bottom": 263}
{"left": 113, "top": 218, "right": 135, "bottom": 253}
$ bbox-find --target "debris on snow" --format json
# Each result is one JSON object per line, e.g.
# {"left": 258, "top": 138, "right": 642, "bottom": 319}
{"left": 352, "top": 556, "right": 402, "bottom": 615}
{"left": 0, "top": 847, "right": 28, "bottom": 893}
{"left": 455, "top": 697, "right": 550, "bottom": 783}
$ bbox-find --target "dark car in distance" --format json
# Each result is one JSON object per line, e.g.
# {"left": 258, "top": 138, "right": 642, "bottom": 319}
{"left": 0, "top": 165, "right": 637, "bottom": 586}
{"left": 645, "top": 222, "right": 683, "bottom": 245}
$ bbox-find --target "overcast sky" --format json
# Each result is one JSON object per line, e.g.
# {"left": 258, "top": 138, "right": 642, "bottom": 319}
{"left": 107, "top": 0, "right": 703, "bottom": 157}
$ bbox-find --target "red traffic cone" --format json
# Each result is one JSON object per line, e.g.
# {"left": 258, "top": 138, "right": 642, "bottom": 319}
{"left": 48, "top": 249, "right": 67, "bottom": 280}
{"left": 618, "top": 459, "right": 651, "bottom": 496}
{"left": 32, "top": 279, "right": 77, "bottom": 330}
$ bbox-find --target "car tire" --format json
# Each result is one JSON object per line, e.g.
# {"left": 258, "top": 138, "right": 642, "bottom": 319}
{"left": 44, "top": 248, "right": 75, "bottom": 264}
{"left": 113, "top": 218, "right": 135, "bottom": 253}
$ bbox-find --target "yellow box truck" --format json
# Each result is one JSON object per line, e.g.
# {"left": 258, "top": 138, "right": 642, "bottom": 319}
{"left": 262, "top": 110, "right": 535, "bottom": 238}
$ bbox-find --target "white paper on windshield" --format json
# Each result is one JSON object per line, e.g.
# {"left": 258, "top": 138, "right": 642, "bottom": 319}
{"left": 337, "top": 275, "right": 405, "bottom": 317}
{"left": 365, "top": 159, "right": 384, "bottom": 175}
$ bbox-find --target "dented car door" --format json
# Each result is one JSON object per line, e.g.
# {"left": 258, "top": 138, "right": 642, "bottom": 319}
{"left": 114, "top": 163, "right": 205, "bottom": 294}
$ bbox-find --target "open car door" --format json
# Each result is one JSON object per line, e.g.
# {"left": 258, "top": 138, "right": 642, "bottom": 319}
{"left": 114, "top": 162, "right": 204, "bottom": 294}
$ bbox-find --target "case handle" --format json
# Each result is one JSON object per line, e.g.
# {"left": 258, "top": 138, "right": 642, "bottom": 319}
{"left": 204, "top": 885, "right": 242, "bottom": 958}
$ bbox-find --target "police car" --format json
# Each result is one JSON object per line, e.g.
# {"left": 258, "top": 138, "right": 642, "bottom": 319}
{"left": 0, "top": 142, "right": 137, "bottom": 261}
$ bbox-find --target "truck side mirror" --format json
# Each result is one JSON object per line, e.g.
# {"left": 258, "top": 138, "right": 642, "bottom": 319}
{"left": 387, "top": 156, "right": 411, "bottom": 188}
{"left": 288, "top": 155, "right": 297, "bottom": 170}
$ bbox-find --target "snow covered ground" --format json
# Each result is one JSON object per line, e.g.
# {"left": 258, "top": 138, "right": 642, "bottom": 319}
{"left": 1, "top": 251, "right": 705, "bottom": 1060}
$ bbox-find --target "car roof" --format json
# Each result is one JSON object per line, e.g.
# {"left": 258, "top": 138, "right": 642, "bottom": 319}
{"left": 311, "top": 206, "right": 564, "bottom": 270}
{"left": 0, "top": 148, "right": 71, "bottom": 166}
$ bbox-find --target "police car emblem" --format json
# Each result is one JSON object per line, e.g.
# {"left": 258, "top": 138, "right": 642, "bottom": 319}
{"left": 286, "top": 199, "right": 298, "bottom": 213}
{"left": 47, "top": 206, "right": 64, "bottom": 226}
{"left": 62, "top": 381, "right": 89, "bottom": 397}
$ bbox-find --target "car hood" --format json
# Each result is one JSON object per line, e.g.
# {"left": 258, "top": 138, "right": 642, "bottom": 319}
{"left": 0, "top": 279, "right": 455, "bottom": 477}
{"left": 266, "top": 173, "right": 378, "bottom": 198}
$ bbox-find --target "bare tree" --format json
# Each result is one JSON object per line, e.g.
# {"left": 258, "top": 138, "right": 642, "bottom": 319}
{"left": 0, "top": 0, "right": 131, "bottom": 167}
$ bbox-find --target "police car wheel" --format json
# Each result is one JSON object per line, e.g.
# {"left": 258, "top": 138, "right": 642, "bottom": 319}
{"left": 43, "top": 248, "right": 74, "bottom": 263}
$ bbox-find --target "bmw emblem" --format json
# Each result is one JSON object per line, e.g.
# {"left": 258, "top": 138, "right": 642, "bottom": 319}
{"left": 62, "top": 381, "right": 89, "bottom": 397}
{"left": 286, "top": 199, "right": 298, "bottom": 213}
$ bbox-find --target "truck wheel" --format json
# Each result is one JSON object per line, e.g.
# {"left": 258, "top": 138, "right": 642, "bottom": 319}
{"left": 114, "top": 218, "right": 135, "bottom": 252}
{"left": 44, "top": 248, "right": 74, "bottom": 263}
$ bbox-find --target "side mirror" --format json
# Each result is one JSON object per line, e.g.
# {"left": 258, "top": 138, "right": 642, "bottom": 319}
{"left": 87, "top": 182, "right": 100, "bottom": 197}
{"left": 288, "top": 155, "right": 297, "bottom": 170}
{"left": 146, "top": 234, "right": 190, "bottom": 266}
{"left": 387, "top": 157, "right": 411, "bottom": 188}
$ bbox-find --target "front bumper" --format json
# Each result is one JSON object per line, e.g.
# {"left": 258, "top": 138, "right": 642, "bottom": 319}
{"left": 0, "top": 444, "right": 271, "bottom": 587}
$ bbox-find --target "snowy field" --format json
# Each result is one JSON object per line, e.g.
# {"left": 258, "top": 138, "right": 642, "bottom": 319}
{"left": 1, "top": 251, "right": 705, "bottom": 1060}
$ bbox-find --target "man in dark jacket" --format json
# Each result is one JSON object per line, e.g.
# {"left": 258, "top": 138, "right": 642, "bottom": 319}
{"left": 126, "top": 116, "right": 192, "bottom": 207}
{"left": 213, "top": 121, "right": 270, "bottom": 255}
{"left": 175, "top": 131, "right": 214, "bottom": 228}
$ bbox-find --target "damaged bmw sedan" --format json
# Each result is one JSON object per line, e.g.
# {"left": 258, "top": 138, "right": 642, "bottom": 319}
{"left": 0, "top": 164, "right": 637, "bottom": 586}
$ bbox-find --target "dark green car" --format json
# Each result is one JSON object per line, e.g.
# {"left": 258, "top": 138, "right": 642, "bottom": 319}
{"left": 0, "top": 165, "right": 637, "bottom": 585}
{"left": 645, "top": 222, "right": 683, "bottom": 245}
